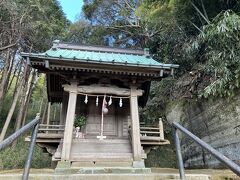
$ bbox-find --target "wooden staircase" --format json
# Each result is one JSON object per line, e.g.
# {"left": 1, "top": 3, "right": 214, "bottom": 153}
{"left": 53, "top": 138, "right": 146, "bottom": 167}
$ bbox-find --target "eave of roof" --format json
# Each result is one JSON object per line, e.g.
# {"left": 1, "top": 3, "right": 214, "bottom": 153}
{"left": 21, "top": 51, "right": 179, "bottom": 69}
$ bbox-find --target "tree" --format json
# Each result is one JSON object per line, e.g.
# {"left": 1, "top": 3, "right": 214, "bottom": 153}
{"left": 65, "top": 19, "right": 108, "bottom": 45}
{"left": 0, "top": 0, "right": 68, "bottom": 141}
{"left": 188, "top": 11, "right": 240, "bottom": 98}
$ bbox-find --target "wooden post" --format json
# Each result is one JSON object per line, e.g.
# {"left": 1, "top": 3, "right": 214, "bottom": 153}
{"left": 53, "top": 105, "right": 56, "bottom": 123}
{"left": 159, "top": 118, "right": 164, "bottom": 140}
{"left": 59, "top": 103, "right": 63, "bottom": 125}
{"left": 61, "top": 83, "right": 77, "bottom": 161}
{"left": 47, "top": 102, "right": 51, "bottom": 125}
{"left": 46, "top": 102, "right": 51, "bottom": 133}
{"left": 130, "top": 87, "right": 142, "bottom": 161}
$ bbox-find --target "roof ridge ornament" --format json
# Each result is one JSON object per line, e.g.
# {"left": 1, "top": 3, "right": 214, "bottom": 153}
{"left": 52, "top": 40, "right": 60, "bottom": 50}
{"left": 144, "top": 48, "right": 150, "bottom": 58}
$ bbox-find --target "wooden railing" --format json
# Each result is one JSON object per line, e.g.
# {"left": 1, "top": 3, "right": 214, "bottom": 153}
{"left": 38, "top": 124, "right": 65, "bottom": 133}
{"left": 25, "top": 124, "right": 64, "bottom": 143}
{"left": 37, "top": 119, "right": 170, "bottom": 146}
{"left": 139, "top": 118, "right": 170, "bottom": 145}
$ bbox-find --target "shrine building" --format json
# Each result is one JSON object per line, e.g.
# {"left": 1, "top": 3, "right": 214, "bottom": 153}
{"left": 22, "top": 40, "right": 178, "bottom": 169}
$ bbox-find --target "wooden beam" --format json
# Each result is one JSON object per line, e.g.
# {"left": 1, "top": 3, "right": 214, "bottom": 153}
{"left": 63, "top": 84, "right": 144, "bottom": 96}
{"left": 39, "top": 124, "right": 65, "bottom": 127}
{"left": 38, "top": 128, "right": 64, "bottom": 131}
{"left": 140, "top": 131, "right": 161, "bottom": 134}
{"left": 140, "top": 127, "right": 160, "bottom": 130}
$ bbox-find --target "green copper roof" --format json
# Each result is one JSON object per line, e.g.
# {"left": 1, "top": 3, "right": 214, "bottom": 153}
{"left": 21, "top": 43, "right": 179, "bottom": 69}
{"left": 46, "top": 48, "right": 162, "bottom": 65}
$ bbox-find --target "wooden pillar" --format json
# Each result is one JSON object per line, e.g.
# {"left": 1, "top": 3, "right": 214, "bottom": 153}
{"left": 130, "top": 87, "right": 142, "bottom": 161}
{"left": 46, "top": 102, "right": 51, "bottom": 125}
{"left": 61, "top": 83, "right": 77, "bottom": 161}
{"left": 59, "top": 103, "right": 63, "bottom": 125}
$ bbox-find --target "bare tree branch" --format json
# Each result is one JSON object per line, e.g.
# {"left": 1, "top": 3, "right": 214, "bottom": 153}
{"left": 0, "top": 43, "right": 17, "bottom": 51}
{"left": 191, "top": 1, "right": 210, "bottom": 24}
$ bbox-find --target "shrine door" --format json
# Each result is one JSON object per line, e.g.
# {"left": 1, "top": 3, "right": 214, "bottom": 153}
{"left": 84, "top": 97, "right": 118, "bottom": 138}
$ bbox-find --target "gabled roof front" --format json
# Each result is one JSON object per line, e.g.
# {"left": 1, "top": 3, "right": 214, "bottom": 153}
{"left": 21, "top": 41, "right": 179, "bottom": 79}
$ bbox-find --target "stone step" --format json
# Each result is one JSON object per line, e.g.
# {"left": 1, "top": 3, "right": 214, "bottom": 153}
{"left": 70, "top": 153, "right": 133, "bottom": 161}
{"left": 2, "top": 168, "right": 238, "bottom": 180}
{"left": 71, "top": 160, "right": 133, "bottom": 167}
{"left": 0, "top": 173, "right": 211, "bottom": 180}
{"left": 55, "top": 167, "right": 151, "bottom": 174}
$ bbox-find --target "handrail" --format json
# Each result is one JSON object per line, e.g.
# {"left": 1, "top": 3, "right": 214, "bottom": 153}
{"left": 0, "top": 114, "right": 40, "bottom": 180}
{"left": 172, "top": 122, "right": 240, "bottom": 180}
{"left": 0, "top": 116, "right": 39, "bottom": 150}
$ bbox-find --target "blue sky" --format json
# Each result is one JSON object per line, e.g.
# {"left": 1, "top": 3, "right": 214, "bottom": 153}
{"left": 58, "top": 0, "right": 84, "bottom": 22}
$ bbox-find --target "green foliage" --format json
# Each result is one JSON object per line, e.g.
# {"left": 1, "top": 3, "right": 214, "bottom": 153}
{"left": 136, "top": 0, "right": 175, "bottom": 25}
{"left": 0, "top": 75, "right": 21, "bottom": 129}
{"left": 0, "top": 136, "right": 51, "bottom": 169}
{"left": 0, "top": 74, "right": 51, "bottom": 169}
{"left": 173, "top": 0, "right": 240, "bottom": 35}
{"left": 145, "top": 143, "right": 176, "bottom": 168}
{"left": 65, "top": 19, "right": 108, "bottom": 45}
{"left": 188, "top": 11, "right": 240, "bottom": 98}
{"left": 140, "top": 79, "right": 175, "bottom": 125}
{"left": 74, "top": 114, "right": 87, "bottom": 128}
{"left": 32, "top": 74, "right": 47, "bottom": 102}
{"left": 0, "top": 0, "right": 69, "bottom": 52}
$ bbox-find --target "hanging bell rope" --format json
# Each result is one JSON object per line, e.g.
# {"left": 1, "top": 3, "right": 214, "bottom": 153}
{"left": 97, "top": 95, "right": 107, "bottom": 140}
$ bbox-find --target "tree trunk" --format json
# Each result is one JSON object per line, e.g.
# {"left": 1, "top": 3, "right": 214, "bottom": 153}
{"left": 12, "top": 70, "right": 37, "bottom": 148}
{"left": 7, "top": 59, "right": 22, "bottom": 92}
{"left": 0, "top": 56, "right": 26, "bottom": 141}
{"left": 0, "top": 49, "right": 12, "bottom": 112}
{"left": 11, "top": 67, "right": 31, "bottom": 148}
{"left": 39, "top": 97, "right": 44, "bottom": 115}
{"left": 0, "top": 78, "right": 24, "bottom": 141}
{"left": 10, "top": 60, "right": 23, "bottom": 102}
{"left": 21, "top": 70, "right": 37, "bottom": 127}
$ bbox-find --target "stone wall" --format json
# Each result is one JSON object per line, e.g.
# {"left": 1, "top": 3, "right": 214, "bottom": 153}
{"left": 166, "top": 95, "right": 240, "bottom": 168}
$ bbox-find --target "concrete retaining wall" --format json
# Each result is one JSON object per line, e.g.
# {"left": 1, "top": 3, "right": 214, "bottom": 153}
{"left": 166, "top": 95, "right": 240, "bottom": 168}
